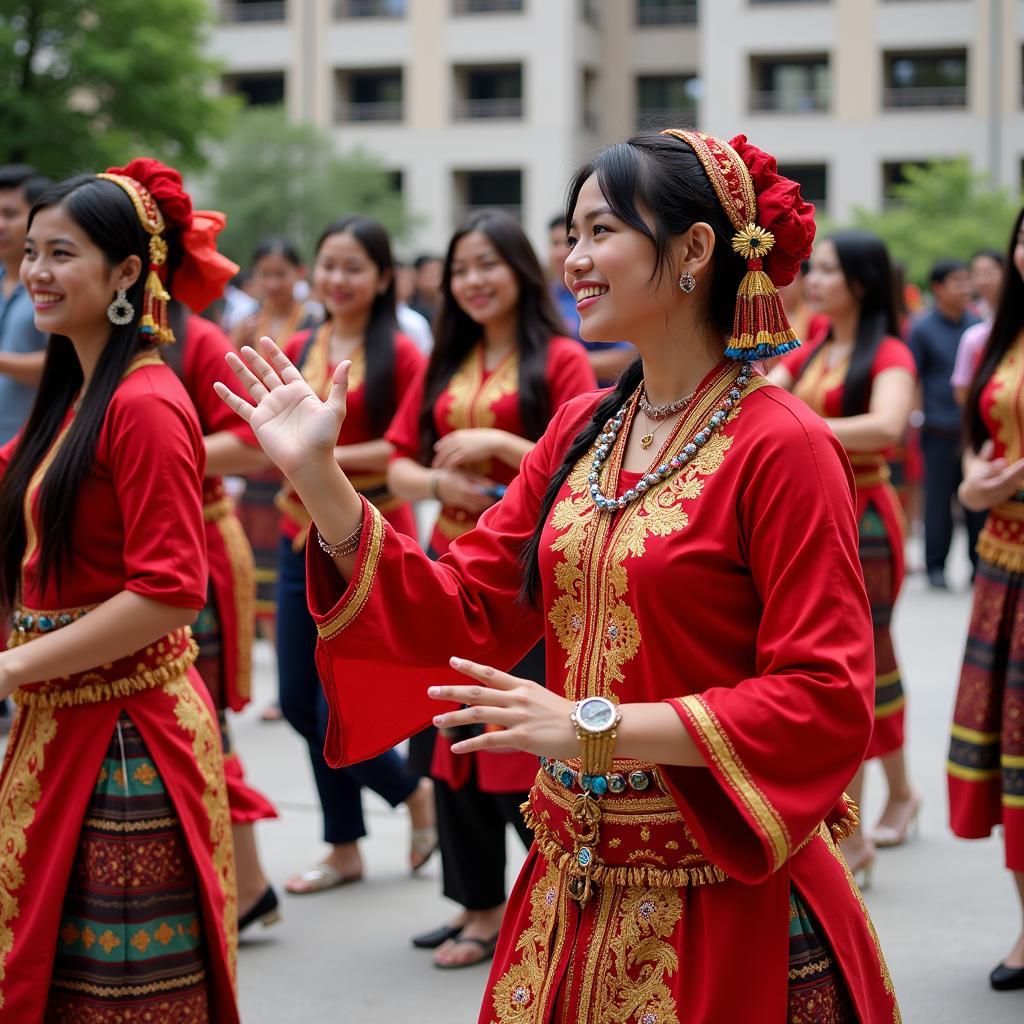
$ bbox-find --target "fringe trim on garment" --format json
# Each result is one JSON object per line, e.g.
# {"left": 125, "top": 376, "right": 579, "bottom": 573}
{"left": 976, "top": 529, "right": 1024, "bottom": 574}
{"left": 12, "top": 641, "right": 199, "bottom": 709}
{"left": 521, "top": 803, "right": 730, "bottom": 888}
{"left": 830, "top": 795, "right": 860, "bottom": 844}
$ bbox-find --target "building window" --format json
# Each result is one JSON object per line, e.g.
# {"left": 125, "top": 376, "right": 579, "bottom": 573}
{"left": 453, "top": 65, "right": 523, "bottom": 120}
{"left": 220, "top": 0, "right": 286, "bottom": 22}
{"left": 636, "top": 0, "right": 697, "bottom": 25}
{"left": 777, "top": 163, "right": 828, "bottom": 211}
{"left": 635, "top": 74, "right": 699, "bottom": 131}
{"left": 582, "top": 69, "right": 599, "bottom": 132}
{"left": 336, "top": 69, "right": 403, "bottom": 122}
{"left": 883, "top": 50, "right": 967, "bottom": 109}
{"left": 749, "top": 0, "right": 827, "bottom": 5}
{"left": 881, "top": 160, "right": 946, "bottom": 205}
{"left": 749, "top": 54, "right": 829, "bottom": 113}
{"left": 336, "top": 0, "right": 406, "bottom": 16}
{"left": 580, "top": 0, "right": 600, "bottom": 24}
{"left": 452, "top": 0, "right": 524, "bottom": 13}
{"left": 223, "top": 72, "right": 286, "bottom": 106}
{"left": 454, "top": 170, "right": 523, "bottom": 223}
{"left": 387, "top": 170, "right": 404, "bottom": 196}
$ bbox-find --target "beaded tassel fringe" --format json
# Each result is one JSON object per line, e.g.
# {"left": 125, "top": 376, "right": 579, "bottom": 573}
{"left": 725, "top": 261, "right": 800, "bottom": 361}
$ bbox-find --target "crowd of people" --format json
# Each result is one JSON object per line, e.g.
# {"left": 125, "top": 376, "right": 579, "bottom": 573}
{"left": 0, "top": 126, "right": 1021, "bottom": 1022}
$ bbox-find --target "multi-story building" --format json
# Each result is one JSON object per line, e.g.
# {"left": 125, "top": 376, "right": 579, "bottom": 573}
{"left": 208, "top": 0, "right": 1024, "bottom": 253}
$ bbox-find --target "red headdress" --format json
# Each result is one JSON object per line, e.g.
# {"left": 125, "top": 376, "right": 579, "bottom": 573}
{"left": 659, "top": 130, "right": 816, "bottom": 360}
{"left": 97, "top": 158, "right": 239, "bottom": 343}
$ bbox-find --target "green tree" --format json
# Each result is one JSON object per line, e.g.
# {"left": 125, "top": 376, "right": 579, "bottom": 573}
{"left": 851, "top": 159, "right": 1020, "bottom": 286}
{"left": 0, "top": 0, "right": 236, "bottom": 178}
{"left": 204, "top": 106, "right": 413, "bottom": 266}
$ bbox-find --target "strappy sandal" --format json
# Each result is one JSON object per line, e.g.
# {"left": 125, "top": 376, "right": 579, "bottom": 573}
{"left": 410, "top": 825, "right": 438, "bottom": 873}
{"left": 434, "top": 933, "right": 500, "bottom": 969}
{"left": 284, "top": 863, "right": 363, "bottom": 895}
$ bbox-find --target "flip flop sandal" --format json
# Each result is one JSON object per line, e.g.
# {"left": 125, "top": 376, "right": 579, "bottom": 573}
{"left": 411, "top": 923, "right": 464, "bottom": 949}
{"left": 284, "top": 863, "right": 362, "bottom": 895}
{"left": 434, "top": 933, "right": 500, "bottom": 969}
{"left": 410, "top": 825, "right": 439, "bottom": 873}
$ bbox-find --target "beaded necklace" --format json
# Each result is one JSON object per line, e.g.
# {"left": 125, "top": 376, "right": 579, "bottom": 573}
{"left": 587, "top": 361, "right": 753, "bottom": 512}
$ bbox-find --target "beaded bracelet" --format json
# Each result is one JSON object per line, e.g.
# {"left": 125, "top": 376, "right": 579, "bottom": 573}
{"left": 316, "top": 517, "right": 363, "bottom": 559}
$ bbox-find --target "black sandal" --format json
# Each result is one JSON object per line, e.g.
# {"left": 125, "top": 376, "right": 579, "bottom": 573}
{"left": 411, "top": 923, "right": 464, "bottom": 949}
{"left": 434, "top": 933, "right": 499, "bottom": 969}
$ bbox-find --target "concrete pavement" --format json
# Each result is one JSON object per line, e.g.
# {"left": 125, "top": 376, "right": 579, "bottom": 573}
{"left": 234, "top": 531, "right": 1023, "bottom": 1022}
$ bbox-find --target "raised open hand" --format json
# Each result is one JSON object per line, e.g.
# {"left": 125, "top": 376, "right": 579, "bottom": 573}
{"left": 214, "top": 337, "right": 348, "bottom": 480}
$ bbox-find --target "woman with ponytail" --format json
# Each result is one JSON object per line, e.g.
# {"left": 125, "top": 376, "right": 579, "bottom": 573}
{"left": 949, "top": 206, "right": 1024, "bottom": 992}
{"left": 220, "top": 131, "right": 899, "bottom": 1021}
{"left": 770, "top": 230, "right": 919, "bottom": 884}
{"left": 0, "top": 163, "right": 238, "bottom": 1020}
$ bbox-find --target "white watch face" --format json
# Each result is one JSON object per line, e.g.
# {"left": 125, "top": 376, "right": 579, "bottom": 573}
{"left": 577, "top": 697, "right": 616, "bottom": 733}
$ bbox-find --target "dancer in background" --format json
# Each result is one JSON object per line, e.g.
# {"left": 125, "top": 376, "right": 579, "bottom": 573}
{"left": 275, "top": 215, "right": 435, "bottom": 895}
{"left": 0, "top": 163, "right": 238, "bottom": 1020}
{"left": 771, "top": 229, "right": 919, "bottom": 884}
{"left": 219, "top": 129, "right": 900, "bottom": 1022}
{"left": 950, "top": 206, "right": 1024, "bottom": 992}
{"left": 387, "top": 210, "right": 595, "bottom": 968}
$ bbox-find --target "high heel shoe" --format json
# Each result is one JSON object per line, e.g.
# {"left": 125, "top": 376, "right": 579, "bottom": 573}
{"left": 238, "top": 886, "right": 281, "bottom": 933}
{"left": 871, "top": 794, "right": 922, "bottom": 848}
{"left": 843, "top": 847, "right": 876, "bottom": 891}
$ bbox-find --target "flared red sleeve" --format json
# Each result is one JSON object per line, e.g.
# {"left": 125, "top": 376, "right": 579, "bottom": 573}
{"left": 662, "top": 395, "right": 875, "bottom": 884}
{"left": 307, "top": 397, "right": 595, "bottom": 767}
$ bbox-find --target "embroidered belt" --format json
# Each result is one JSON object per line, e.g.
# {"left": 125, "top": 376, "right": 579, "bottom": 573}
{"left": 539, "top": 755, "right": 657, "bottom": 796}
{"left": 436, "top": 508, "right": 477, "bottom": 542}
{"left": 9, "top": 609, "right": 198, "bottom": 708}
{"left": 523, "top": 764, "right": 730, "bottom": 889}
{"left": 848, "top": 453, "right": 891, "bottom": 490}
{"left": 977, "top": 498, "right": 1024, "bottom": 574}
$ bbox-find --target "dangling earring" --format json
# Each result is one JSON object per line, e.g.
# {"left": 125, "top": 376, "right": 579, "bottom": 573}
{"left": 678, "top": 272, "right": 696, "bottom": 294}
{"left": 107, "top": 289, "right": 134, "bottom": 325}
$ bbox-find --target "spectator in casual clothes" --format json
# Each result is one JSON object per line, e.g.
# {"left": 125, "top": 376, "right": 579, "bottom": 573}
{"left": 546, "top": 213, "right": 634, "bottom": 386}
{"left": 952, "top": 249, "right": 1006, "bottom": 406}
{"left": 909, "top": 259, "right": 984, "bottom": 587}
{"left": 0, "top": 165, "right": 52, "bottom": 446}
{"left": 408, "top": 253, "right": 443, "bottom": 325}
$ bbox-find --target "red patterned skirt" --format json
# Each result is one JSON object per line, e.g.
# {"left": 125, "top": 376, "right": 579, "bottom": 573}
{"left": 44, "top": 714, "right": 210, "bottom": 1022}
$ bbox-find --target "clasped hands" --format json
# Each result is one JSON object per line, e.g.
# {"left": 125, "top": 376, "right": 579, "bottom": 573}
{"left": 431, "top": 657, "right": 580, "bottom": 759}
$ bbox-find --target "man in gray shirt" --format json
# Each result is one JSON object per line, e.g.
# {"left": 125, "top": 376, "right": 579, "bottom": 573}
{"left": 0, "top": 165, "right": 52, "bottom": 445}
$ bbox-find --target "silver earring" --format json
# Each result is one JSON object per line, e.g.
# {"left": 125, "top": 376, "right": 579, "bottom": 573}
{"left": 678, "top": 272, "right": 696, "bottom": 294}
{"left": 107, "top": 289, "right": 134, "bottom": 325}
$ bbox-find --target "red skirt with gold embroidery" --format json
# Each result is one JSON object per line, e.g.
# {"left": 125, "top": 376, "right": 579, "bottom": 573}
{"left": 0, "top": 626, "right": 239, "bottom": 1022}
{"left": 480, "top": 766, "right": 897, "bottom": 1024}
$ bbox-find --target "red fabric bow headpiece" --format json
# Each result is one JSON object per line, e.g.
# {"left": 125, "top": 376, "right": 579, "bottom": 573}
{"left": 99, "top": 158, "right": 239, "bottom": 342}
{"left": 659, "top": 130, "right": 816, "bottom": 360}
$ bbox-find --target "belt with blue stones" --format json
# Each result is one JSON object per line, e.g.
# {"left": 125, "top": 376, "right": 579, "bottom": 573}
{"left": 12, "top": 605, "right": 93, "bottom": 635}
{"left": 539, "top": 755, "right": 657, "bottom": 797}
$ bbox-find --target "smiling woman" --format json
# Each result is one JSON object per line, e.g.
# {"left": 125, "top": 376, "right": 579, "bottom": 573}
{"left": 219, "top": 131, "right": 901, "bottom": 1023}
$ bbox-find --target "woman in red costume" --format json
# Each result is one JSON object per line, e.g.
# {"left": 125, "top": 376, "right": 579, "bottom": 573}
{"left": 386, "top": 211, "right": 595, "bottom": 967}
{"left": 950, "top": 205, "right": 1024, "bottom": 992}
{"left": 274, "top": 216, "right": 436, "bottom": 895}
{"left": 770, "top": 230, "right": 919, "bottom": 885}
{"left": 221, "top": 131, "right": 900, "bottom": 1021}
{"left": 0, "top": 165, "right": 238, "bottom": 1019}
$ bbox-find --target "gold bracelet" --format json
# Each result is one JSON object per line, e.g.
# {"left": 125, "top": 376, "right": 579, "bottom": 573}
{"left": 316, "top": 515, "right": 363, "bottom": 558}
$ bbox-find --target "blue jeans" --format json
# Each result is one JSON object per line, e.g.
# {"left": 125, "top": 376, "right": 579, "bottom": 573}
{"left": 276, "top": 536, "right": 417, "bottom": 844}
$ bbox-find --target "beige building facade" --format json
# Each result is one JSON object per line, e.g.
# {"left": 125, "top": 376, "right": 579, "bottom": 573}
{"left": 208, "top": 0, "right": 1024, "bottom": 253}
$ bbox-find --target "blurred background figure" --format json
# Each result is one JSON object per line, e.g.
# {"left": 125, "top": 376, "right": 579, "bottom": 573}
{"left": 408, "top": 253, "right": 443, "bottom": 324}
{"left": 952, "top": 249, "right": 1006, "bottom": 406}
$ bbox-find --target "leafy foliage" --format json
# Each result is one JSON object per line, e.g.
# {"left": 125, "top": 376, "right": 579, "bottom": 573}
{"left": 204, "top": 106, "right": 413, "bottom": 266}
{"left": 851, "top": 159, "right": 1021, "bottom": 285}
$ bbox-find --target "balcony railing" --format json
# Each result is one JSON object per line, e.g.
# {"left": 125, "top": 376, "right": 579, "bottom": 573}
{"left": 221, "top": 1, "right": 285, "bottom": 22}
{"left": 336, "top": 0, "right": 406, "bottom": 15}
{"left": 452, "top": 97, "right": 523, "bottom": 119}
{"left": 339, "top": 101, "right": 403, "bottom": 122}
{"left": 636, "top": 2, "right": 697, "bottom": 25}
{"left": 635, "top": 106, "right": 697, "bottom": 130}
{"left": 457, "top": 203, "right": 523, "bottom": 223}
{"left": 883, "top": 85, "right": 967, "bottom": 109}
{"left": 452, "top": 0, "right": 523, "bottom": 13}
{"left": 749, "top": 89, "right": 829, "bottom": 113}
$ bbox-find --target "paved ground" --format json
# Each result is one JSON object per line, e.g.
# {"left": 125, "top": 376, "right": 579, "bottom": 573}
{"left": 233, "top": 531, "right": 1024, "bottom": 1022}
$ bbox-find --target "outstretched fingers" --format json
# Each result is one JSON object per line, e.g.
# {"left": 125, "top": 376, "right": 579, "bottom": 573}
{"left": 257, "top": 336, "right": 305, "bottom": 385}
{"left": 239, "top": 344, "right": 287, "bottom": 392}
{"left": 213, "top": 381, "right": 254, "bottom": 423}
{"left": 224, "top": 350, "right": 269, "bottom": 401}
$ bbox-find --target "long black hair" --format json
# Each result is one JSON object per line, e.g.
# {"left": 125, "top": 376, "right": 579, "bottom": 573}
{"left": 794, "top": 229, "right": 899, "bottom": 417}
{"left": 0, "top": 175, "right": 171, "bottom": 610}
{"left": 519, "top": 131, "right": 748, "bottom": 604}
{"left": 417, "top": 210, "right": 566, "bottom": 464}
{"left": 253, "top": 235, "right": 303, "bottom": 268}
{"left": 965, "top": 206, "right": 1024, "bottom": 452}
{"left": 315, "top": 216, "right": 398, "bottom": 436}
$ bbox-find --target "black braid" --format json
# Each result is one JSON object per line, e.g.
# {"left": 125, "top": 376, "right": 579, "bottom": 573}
{"left": 518, "top": 358, "right": 643, "bottom": 606}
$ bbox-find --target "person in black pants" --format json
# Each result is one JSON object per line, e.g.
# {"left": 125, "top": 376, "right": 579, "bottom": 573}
{"left": 909, "top": 260, "right": 984, "bottom": 587}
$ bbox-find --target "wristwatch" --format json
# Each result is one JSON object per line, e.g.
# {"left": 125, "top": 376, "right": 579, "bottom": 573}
{"left": 570, "top": 696, "right": 621, "bottom": 778}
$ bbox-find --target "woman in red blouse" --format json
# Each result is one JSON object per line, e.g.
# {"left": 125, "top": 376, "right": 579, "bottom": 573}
{"left": 386, "top": 210, "right": 596, "bottom": 967}
{"left": 273, "top": 216, "right": 435, "bottom": 896}
{"left": 0, "top": 164, "right": 238, "bottom": 1019}
{"left": 771, "top": 230, "right": 919, "bottom": 883}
